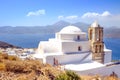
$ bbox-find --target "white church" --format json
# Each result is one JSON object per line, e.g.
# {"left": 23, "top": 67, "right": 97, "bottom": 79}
{"left": 33, "top": 21, "right": 118, "bottom": 76}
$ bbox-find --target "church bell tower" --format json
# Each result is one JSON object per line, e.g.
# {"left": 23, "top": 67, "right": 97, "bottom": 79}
{"left": 88, "top": 21, "right": 104, "bottom": 63}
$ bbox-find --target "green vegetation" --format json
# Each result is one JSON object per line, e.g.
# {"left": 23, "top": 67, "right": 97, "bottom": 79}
{"left": 55, "top": 70, "right": 81, "bottom": 80}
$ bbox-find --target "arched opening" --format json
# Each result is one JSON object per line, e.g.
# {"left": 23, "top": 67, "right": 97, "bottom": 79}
{"left": 95, "top": 45, "right": 97, "bottom": 53}
{"left": 100, "top": 45, "right": 101, "bottom": 52}
{"left": 78, "top": 46, "right": 81, "bottom": 51}
{"left": 77, "top": 35, "right": 80, "bottom": 40}
{"left": 96, "top": 30, "right": 100, "bottom": 41}
{"left": 99, "top": 30, "right": 101, "bottom": 41}
{"left": 90, "top": 29, "right": 92, "bottom": 40}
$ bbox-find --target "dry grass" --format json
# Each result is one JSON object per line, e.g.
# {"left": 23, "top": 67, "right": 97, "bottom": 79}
{"left": 0, "top": 53, "right": 19, "bottom": 61}
{"left": 0, "top": 63, "right": 5, "bottom": 71}
{"left": 0, "top": 52, "right": 119, "bottom": 80}
{"left": 0, "top": 53, "right": 63, "bottom": 80}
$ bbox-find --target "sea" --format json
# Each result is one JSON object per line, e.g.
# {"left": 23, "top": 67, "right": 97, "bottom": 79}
{"left": 0, "top": 33, "right": 120, "bottom": 60}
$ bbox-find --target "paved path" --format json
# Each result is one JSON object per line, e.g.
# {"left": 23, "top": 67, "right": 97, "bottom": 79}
{"left": 78, "top": 64, "right": 120, "bottom": 78}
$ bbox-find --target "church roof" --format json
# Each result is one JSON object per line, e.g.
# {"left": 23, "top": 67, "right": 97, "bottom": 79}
{"left": 59, "top": 25, "right": 82, "bottom": 34}
{"left": 91, "top": 21, "right": 100, "bottom": 27}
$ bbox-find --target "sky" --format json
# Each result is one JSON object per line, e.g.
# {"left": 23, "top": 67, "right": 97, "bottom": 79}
{"left": 0, "top": 0, "right": 120, "bottom": 27}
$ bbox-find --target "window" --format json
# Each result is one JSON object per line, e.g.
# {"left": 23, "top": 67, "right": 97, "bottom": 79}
{"left": 53, "top": 58, "right": 59, "bottom": 66}
{"left": 78, "top": 46, "right": 81, "bottom": 51}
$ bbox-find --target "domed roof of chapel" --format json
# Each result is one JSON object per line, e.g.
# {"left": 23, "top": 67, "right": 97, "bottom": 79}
{"left": 60, "top": 25, "right": 82, "bottom": 34}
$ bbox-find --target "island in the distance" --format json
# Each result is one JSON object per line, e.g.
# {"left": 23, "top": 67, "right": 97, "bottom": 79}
{"left": 0, "top": 41, "right": 20, "bottom": 49}
{"left": 0, "top": 20, "right": 120, "bottom": 38}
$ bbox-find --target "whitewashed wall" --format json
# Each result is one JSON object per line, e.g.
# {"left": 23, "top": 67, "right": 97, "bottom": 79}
{"left": 45, "top": 52, "right": 92, "bottom": 65}
{"left": 39, "top": 41, "right": 62, "bottom": 53}
{"left": 61, "top": 41, "right": 90, "bottom": 53}
{"left": 38, "top": 39, "right": 90, "bottom": 54}
{"left": 59, "top": 33, "right": 86, "bottom": 41}
{"left": 104, "top": 49, "right": 112, "bottom": 63}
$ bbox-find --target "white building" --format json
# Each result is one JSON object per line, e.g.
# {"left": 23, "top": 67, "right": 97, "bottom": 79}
{"left": 33, "top": 21, "right": 118, "bottom": 77}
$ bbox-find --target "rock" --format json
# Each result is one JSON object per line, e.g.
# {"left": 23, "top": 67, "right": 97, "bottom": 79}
{"left": 0, "top": 41, "right": 21, "bottom": 48}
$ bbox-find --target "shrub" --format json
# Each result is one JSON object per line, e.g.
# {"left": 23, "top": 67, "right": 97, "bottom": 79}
{"left": 37, "top": 75, "right": 50, "bottom": 80}
{"left": 0, "top": 53, "right": 19, "bottom": 61}
{"left": 15, "top": 76, "right": 28, "bottom": 80}
{"left": 0, "top": 51, "right": 2, "bottom": 54}
{"left": 55, "top": 73, "right": 68, "bottom": 80}
{"left": 5, "top": 59, "right": 46, "bottom": 73}
{"left": 8, "top": 55, "right": 18, "bottom": 61}
{"left": 2, "top": 53, "right": 8, "bottom": 59}
{"left": 55, "top": 70, "right": 81, "bottom": 80}
{"left": 0, "top": 63, "right": 6, "bottom": 71}
{"left": 5, "top": 61, "right": 25, "bottom": 73}
{"left": 66, "top": 70, "right": 81, "bottom": 80}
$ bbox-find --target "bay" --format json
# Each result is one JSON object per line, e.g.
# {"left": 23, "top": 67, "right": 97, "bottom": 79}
{"left": 0, "top": 33, "right": 120, "bottom": 60}
{"left": 104, "top": 38, "right": 120, "bottom": 60}
{"left": 0, "top": 34, "right": 55, "bottom": 48}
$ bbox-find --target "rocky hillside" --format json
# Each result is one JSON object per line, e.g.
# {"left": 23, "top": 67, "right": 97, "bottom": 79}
{"left": 0, "top": 53, "right": 119, "bottom": 80}
{"left": 0, "top": 53, "right": 72, "bottom": 80}
{"left": 0, "top": 41, "right": 20, "bottom": 48}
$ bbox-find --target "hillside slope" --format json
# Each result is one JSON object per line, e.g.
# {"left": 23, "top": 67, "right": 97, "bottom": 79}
{"left": 0, "top": 41, "right": 20, "bottom": 48}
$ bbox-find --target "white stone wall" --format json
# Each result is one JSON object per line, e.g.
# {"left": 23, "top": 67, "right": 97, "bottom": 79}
{"left": 45, "top": 52, "right": 92, "bottom": 65}
{"left": 77, "top": 64, "right": 120, "bottom": 78}
{"left": 55, "top": 33, "right": 61, "bottom": 39}
{"left": 104, "top": 49, "right": 112, "bottom": 63}
{"left": 59, "top": 33, "right": 86, "bottom": 41}
{"left": 38, "top": 36, "right": 90, "bottom": 54}
{"left": 38, "top": 41, "right": 62, "bottom": 53}
{"left": 61, "top": 41, "right": 90, "bottom": 53}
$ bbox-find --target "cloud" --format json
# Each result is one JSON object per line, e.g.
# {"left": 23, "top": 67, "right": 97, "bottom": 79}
{"left": 66, "top": 15, "right": 78, "bottom": 20}
{"left": 81, "top": 11, "right": 120, "bottom": 26}
{"left": 101, "top": 11, "right": 111, "bottom": 17}
{"left": 81, "top": 11, "right": 111, "bottom": 18}
{"left": 57, "top": 11, "right": 120, "bottom": 26}
{"left": 27, "top": 9, "right": 45, "bottom": 16}
{"left": 58, "top": 15, "right": 78, "bottom": 20}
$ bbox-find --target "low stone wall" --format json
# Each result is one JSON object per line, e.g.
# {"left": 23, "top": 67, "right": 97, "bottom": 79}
{"left": 77, "top": 64, "right": 120, "bottom": 78}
